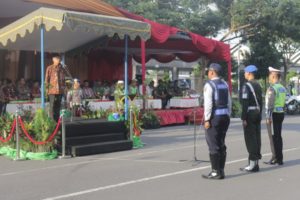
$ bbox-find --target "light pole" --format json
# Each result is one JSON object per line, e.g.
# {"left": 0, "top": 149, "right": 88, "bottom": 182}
{"left": 297, "top": 70, "right": 300, "bottom": 96}
{"left": 237, "top": 49, "right": 241, "bottom": 93}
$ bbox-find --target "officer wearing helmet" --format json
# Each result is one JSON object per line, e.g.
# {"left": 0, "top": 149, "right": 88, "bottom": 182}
{"left": 264, "top": 67, "right": 286, "bottom": 165}
{"left": 202, "top": 63, "right": 231, "bottom": 180}
{"left": 240, "top": 65, "right": 262, "bottom": 172}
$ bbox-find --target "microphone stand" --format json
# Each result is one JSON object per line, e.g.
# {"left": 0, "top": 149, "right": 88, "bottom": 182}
{"left": 61, "top": 63, "right": 73, "bottom": 80}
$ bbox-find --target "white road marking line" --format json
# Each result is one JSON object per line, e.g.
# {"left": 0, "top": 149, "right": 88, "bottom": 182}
{"left": 115, "top": 158, "right": 183, "bottom": 164}
{"left": 42, "top": 146, "right": 300, "bottom": 200}
{"left": 0, "top": 138, "right": 244, "bottom": 177}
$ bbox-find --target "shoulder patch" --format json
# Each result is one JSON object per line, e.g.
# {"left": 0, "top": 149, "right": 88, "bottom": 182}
{"left": 242, "top": 85, "right": 248, "bottom": 99}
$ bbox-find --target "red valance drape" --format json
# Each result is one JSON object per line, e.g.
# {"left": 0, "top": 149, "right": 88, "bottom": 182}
{"left": 116, "top": 7, "right": 232, "bottom": 92}
{"left": 117, "top": 8, "right": 179, "bottom": 44}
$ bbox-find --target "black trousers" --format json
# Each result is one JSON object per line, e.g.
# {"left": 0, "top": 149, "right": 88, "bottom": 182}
{"left": 0, "top": 102, "right": 7, "bottom": 115}
{"left": 49, "top": 94, "right": 62, "bottom": 121}
{"left": 243, "top": 110, "right": 262, "bottom": 160}
{"left": 0, "top": 102, "right": 3, "bottom": 115}
{"left": 272, "top": 112, "right": 285, "bottom": 162}
{"left": 205, "top": 115, "right": 230, "bottom": 156}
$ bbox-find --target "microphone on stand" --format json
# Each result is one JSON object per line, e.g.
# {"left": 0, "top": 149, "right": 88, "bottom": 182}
{"left": 61, "top": 62, "right": 73, "bottom": 80}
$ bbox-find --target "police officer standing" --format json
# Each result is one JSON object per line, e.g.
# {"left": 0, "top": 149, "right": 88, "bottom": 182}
{"left": 202, "top": 63, "right": 231, "bottom": 180}
{"left": 265, "top": 67, "right": 286, "bottom": 165}
{"left": 240, "top": 65, "right": 262, "bottom": 172}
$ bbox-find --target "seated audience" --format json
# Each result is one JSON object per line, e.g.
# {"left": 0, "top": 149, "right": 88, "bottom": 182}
{"left": 82, "top": 80, "right": 95, "bottom": 99}
{"left": 16, "top": 78, "right": 31, "bottom": 100}
{"left": 31, "top": 81, "right": 41, "bottom": 98}
{"left": 129, "top": 79, "right": 139, "bottom": 98}
{"left": 93, "top": 80, "right": 105, "bottom": 99}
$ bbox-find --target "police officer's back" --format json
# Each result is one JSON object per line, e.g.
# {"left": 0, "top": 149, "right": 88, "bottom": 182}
{"left": 202, "top": 63, "right": 231, "bottom": 180}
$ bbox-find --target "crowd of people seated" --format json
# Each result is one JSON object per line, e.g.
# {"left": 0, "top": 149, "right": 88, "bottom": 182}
{"left": 0, "top": 77, "right": 189, "bottom": 115}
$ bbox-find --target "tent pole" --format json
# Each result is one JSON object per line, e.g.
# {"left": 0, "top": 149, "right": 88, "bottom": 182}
{"left": 227, "top": 60, "right": 232, "bottom": 94}
{"left": 40, "top": 24, "right": 45, "bottom": 109}
{"left": 141, "top": 40, "right": 146, "bottom": 96}
{"left": 124, "top": 35, "right": 129, "bottom": 120}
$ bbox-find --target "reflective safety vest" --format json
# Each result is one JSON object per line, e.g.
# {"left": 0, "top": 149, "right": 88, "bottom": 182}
{"left": 272, "top": 83, "right": 286, "bottom": 113}
{"left": 208, "top": 79, "right": 229, "bottom": 116}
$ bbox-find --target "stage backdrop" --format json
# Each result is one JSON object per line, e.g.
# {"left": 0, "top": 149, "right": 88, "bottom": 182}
{"left": 88, "top": 50, "right": 132, "bottom": 82}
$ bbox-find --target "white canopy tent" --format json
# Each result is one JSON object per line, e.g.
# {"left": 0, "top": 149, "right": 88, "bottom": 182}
{"left": 0, "top": 7, "right": 151, "bottom": 118}
{"left": 0, "top": 7, "right": 150, "bottom": 52}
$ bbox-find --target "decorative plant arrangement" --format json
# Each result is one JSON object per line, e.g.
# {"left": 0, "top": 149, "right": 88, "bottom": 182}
{"left": 140, "top": 110, "right": 160, "bottom": 129}
{"left": 126, "top": 104, "right": 144, "bottom": 148}
{"left": 81, "top": 104, "right": 111, "bottom": 120}
{"left": 0, "top": 95, "right": 148, "bottom": 160}
{"left": 0, "top": 108, "right": 60, "bottom": 160}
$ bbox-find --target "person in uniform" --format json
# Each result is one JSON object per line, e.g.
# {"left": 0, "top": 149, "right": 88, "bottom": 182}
{"left": 153, "top": 79, "right": 168, "bottom": 109}
{"left": 202, "top": 63, "right": 231, "bottom": 180}
{"left": 265, "top": 67, "right": 286, "bottom": 165}
{"left": 240, "top": 65, "right": 262, "bottom": 172}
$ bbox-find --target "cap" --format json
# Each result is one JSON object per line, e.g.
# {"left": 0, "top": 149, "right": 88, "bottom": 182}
{"left": 117, "top": 80, "right": 124, "bottom": 84}
{"left": 244, "top": 65, "right": 257, "bottom": 73}
{"left": 73, "top": 78, "right": 80, "bottom": 83}
{"left": 268, "top": 66, "right": 281, "bottom": 73}
{"left": 208, "top": 63, "right": 222, "bottom": 73}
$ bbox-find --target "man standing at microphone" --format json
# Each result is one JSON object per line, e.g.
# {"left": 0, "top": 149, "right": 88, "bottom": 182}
{"left": 45, "top": 54, "right": 65, "bottom": 121}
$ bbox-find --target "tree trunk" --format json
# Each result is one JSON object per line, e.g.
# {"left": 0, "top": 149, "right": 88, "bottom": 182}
{"left": 198, "top": 57, "right": 209, "bottom": 95}
{"left": 282, "top": 57, "right": 288, "bottom": 87}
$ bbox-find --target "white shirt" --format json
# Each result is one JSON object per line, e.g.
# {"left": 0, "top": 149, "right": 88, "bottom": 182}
{"left": 203, "top": 77, "right": 232, "bottom": 121}
{"left": 139, "top": 85, "right": 153, "bottom": 97}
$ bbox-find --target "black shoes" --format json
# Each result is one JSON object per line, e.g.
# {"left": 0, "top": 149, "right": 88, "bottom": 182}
{"left": 240, "top": 160, "right": 259, "bottom": 172}
{"left": 264, "top": 159, "right": 283, "bottom": 165}
{"left": 240, "top": 164, "right": 259, "bottom": 172}
{"left": 202, "top": 170, "right": 224, "bottom": 180}
{"left": 202, "top": 154, "right": 225, "bottom": 180}
{"left": 219, "top": 169, "right": 225, "bottom": 179}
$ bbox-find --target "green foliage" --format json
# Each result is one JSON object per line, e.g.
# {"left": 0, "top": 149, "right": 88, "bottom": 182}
{"left": 192, "top": 64, "right": 201, "bottom": 76}
{"left": 141, "top": 110, "right": 160, "bottom": 129}
{"left": 245, "top": 36, "right": 282, "bottom": 80}
{"left": 24, "top": 109, "right": 57, "bottom": 152}
{"left": 31, "top": 109, "right": 56, "bottom": 140}
{"left": 162, "top": 71, "right": 171, "bottom": 82}
{"left": 286, "top": 70, "right": 298, "bottom": 83}
{"left": 230, "top": 0, "right": 300, "bottom": 82}
{"left": 0, "top": 109, "right": 58, "bottom": 153}
{"left": 106, "top": 0, "right": 224, "bottom": 36}
{"left": 231, "top": 98, "right": 242, "bottom": 118}
{"left": 0, "top": 113, "right": 15, "bottom": 147}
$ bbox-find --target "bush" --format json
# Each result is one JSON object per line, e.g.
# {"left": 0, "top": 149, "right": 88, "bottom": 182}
{"left": 231, "top": 98, "right": 242, "bottom": 118}
{"left": 141, "top": 110, "right": 160, "bottom": 129}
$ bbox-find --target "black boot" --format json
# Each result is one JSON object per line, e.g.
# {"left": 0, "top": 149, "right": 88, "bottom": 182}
{"left": 264, "top": 158, "right": 283, "bottom": 165}
{"left": 240, "top": 160, "right": 259, "bottom": 172}
{"left": 264, "top": 156, "right": 277, "bottom": 165}
{"left": 219, "top": 152, "right": 226, "bottom": 179}
{"left": 202, "top": 154, "right": 222, "bottom": 180}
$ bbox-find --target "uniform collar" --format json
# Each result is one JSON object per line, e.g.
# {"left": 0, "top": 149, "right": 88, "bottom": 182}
{"left": 211, "top": 77, "right": 220, "bottom": 80}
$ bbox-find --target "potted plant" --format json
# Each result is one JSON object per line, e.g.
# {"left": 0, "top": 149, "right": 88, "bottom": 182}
{"left": 141, "top": 109, "right": 160, "bottom": 129}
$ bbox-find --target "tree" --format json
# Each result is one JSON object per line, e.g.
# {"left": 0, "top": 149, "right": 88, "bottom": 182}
{"left": 223, "top": 0, "right": 300, "bottom": 84}
{"left": 105, "top": 0, "right": 300, "bottom": 86}
{"left": 105, "top": 0, "right": 225, "bottom": 36}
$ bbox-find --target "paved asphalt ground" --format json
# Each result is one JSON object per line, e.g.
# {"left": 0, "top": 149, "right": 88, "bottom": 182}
{"left": 1, "top": 115, "right": 300, "bottom": 200}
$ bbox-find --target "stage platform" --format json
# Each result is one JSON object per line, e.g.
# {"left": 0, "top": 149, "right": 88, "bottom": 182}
{"left": 62, "top": 119, "right": 132, "bottom": 157}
